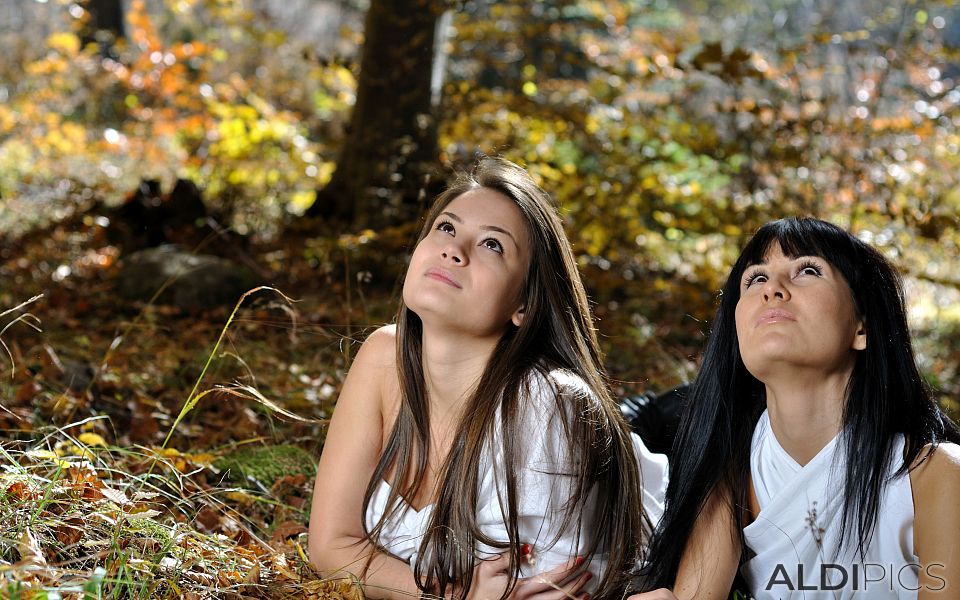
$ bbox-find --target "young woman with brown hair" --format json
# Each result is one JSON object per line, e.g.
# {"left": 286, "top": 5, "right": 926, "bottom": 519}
{"left": 309, "top": 157, "right": 668, "bottom": 600}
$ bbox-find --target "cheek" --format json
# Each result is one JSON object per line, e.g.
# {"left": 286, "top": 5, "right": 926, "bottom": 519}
{"left": 733, "top": 302, "right": 755, "bottom": 361}
{"left": 734, "top": 302, "right": 749, "bottom": 337}
{"left": 401, "top": 245, "right": 427, "bottom": 299}
{"left": 400, "top": 273, "right": 414, "bottom": 305}
{"left": 819, "top": 290, "right": 858, "bottom": 336}
{"left": 506, "top": 267, "right": 529, "bottom": 309}
{"left": 491, "top": 269, "right": 521, "bottom": 303}
{"left": 407, "top": 240, "right": 433, "bottom": 272}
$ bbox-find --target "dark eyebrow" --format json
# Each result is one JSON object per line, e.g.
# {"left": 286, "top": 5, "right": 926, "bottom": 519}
{"left": 480, "top": 225, "right": 518, "bottom": 248}
{"left": 440, "top": 212, "right": 518, "bottom": 248}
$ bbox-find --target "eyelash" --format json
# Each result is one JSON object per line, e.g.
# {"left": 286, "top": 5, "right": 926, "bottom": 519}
{"left": 796, "top": 259, "right": 823, "bottom": 277}
{"left": 743, "top": 259, "right": 824, "bottom": 287}
{"left": 742, "top": 271, "right": 763, "bottom": 288}
{"left": 482, "top": 238, "right": 504, "bottom": 254}
{"left": 434, "top": 220, "right": 504, "bottom": 254}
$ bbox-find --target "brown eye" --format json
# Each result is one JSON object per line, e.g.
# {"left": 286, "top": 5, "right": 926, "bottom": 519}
{"left": 481, "top": 238, "right": 504, "bottom": 254}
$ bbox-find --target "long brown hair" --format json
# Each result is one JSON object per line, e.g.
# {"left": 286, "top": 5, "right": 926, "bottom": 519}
{"left": 362, "top": 156, "right": 651, "bottom": 600}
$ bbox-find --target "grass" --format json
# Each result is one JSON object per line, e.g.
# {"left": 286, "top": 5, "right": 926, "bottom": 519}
{"left": 0, "top": 229, "right": 378, "bottom": 599}
{"left": 0, "top": 412, "right": 345, "bottom": 598}
{"left": 5, "top": 206, "right": 951, "bottom": 599}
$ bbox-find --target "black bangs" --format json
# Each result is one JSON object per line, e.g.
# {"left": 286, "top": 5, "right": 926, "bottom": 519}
{"left": 732, "top": 217, "right": 865, "bottom": 292}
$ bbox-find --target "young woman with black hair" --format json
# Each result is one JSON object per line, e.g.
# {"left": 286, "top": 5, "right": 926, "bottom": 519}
{"left": 308, "top": 157, "right": 668, "bottom": 600}
{"left": 633, "top": 217, "right": 960, "bottom": 600}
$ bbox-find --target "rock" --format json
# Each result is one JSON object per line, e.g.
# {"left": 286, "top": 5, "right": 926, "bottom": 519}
{"left": 116, "top": 246, "right": 258, "bottom": 310}
{"left": 108, "top": 178, "right": 213, "bottom": 251}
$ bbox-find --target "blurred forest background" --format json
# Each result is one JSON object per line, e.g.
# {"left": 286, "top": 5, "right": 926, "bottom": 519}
{"left": 1, "top": 0, "right": 959, "bottom": 597}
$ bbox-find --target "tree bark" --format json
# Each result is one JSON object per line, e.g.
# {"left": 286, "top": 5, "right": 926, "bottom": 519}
{"left": 80, "top": 0, "right": 125, "bottom": 52}
{"left": 308, "top": 0, "right": 447, "bottom": 227}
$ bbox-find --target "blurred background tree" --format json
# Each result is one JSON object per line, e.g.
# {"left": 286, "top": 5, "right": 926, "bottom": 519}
{"left": 306, "top": 0, "right": 448, "bottom": 226}
{"left": 78, "top": 0, "right": 125, "bottom": 53}
{"left": 0, "top": 0, "right": 957, "bottom": 406}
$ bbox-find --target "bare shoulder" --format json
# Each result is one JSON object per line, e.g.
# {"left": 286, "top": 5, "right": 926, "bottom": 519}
{"left": 911, "top": 442, "right": 960, "bottom": 481}
{"left": 927, "top": 441, "right": 960, "bottom": 467}
{"left": 316, "top": 325, "right": 399, "bottom": 465}
{"left": 910, "top": 443, "right": 960, "bottom": 595}
{"left": 310, "top": 326, "right": 401, "bottom": 562}
{"left": 332, "top": 325, "right": 397, "bottom": 414}
{"left": 354, "top": 324, "right": 397, "bottom": 365}
{"left": 910, "top": 442, "right": 960, "bottom": 513}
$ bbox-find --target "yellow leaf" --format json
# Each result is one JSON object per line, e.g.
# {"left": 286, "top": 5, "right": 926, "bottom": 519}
{"left": 225, "top": 490, "right": 256, "bottom": 505}
{"left": 27, "top": 449, "right": 58, "bottom": 461}
{"left": 27, "top": 448, "right": 73, "bottom": 468}
{"left": 289, "top": 190, "right": 315, "bottom": 212}
{"left": 585, "top": 115, "right": 600, "bottom": 135}
{"left": 78, "top": 432, "right": 108, "bottom": 447}
{"left": 0, "top": 106, "right": 16, "bottom": 134}
{"left": 46, "top": 32, "right": 81, "bottom": 56}
{"left": 316, "top": 161, "right": 336, "bottom": 186}
{"left": 185, "top": 453, "right": 216, "bottom": 467}
{"left": 538, "top": 164, "right": 563, "bottom": 182}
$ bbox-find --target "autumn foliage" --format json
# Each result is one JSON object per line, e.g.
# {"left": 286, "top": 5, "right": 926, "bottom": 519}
{"left": 1, "top": 0, "right": 958, "bottom": 597}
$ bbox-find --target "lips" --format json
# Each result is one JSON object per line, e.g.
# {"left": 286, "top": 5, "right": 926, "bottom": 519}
{"left": 425, "top": 267, "right": 462, "bottom": 289}
{"left": 757, "top": 308, "right": 795, "bottom": 325}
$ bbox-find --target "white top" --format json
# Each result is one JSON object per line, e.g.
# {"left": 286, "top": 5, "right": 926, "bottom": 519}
{"left": 742, "top": 410, "right": 918, "bottom": 599}
{"left": 365, "top": 369, "right": 670, "bottom": 590}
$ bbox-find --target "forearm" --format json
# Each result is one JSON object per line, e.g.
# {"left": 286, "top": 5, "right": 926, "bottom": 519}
{"left": 312, "top": 535, "right": 421, "bottom": 600}
{"left": 672, "top": 491, "right": 740, "bottom": 600}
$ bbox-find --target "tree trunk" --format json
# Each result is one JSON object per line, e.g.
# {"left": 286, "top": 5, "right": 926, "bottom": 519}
{"left": 80, "top": 0, "right": 125, "bottom": 52}
{"left": 308, "top": 0, "right": 447, "bottom": 227}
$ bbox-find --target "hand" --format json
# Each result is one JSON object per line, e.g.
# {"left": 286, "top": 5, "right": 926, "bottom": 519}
{"left": 626, "top": 589, "right": 679, "bottom": 600}
{"left": 467, "top": 553, "right": 593, "bottom": 600}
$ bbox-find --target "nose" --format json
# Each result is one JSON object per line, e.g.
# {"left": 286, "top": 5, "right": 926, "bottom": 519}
{"left": 441, "top": 243, "right": 466, "bottom": 265}
{"left": 761, "top": 276, "right": 789, "bottom": 302}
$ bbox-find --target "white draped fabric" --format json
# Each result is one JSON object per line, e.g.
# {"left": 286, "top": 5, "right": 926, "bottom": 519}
{"left": 741, "top": 410, "right": 919, "bottom": 599}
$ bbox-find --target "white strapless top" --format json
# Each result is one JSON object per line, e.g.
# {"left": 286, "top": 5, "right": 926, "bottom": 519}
{"left": 365, "top": 370, "right": 669, "bottom": 588}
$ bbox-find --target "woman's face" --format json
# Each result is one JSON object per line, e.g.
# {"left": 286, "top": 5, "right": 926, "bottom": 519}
{"left": 734, "top": 243, "right": 867, "bottom": 381}
{"left": 403, "top": 187, "right": 530, "bottom": 338}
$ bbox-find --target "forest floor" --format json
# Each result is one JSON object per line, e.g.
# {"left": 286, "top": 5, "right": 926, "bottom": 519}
{"left": 3, "top": 201, "right": 958, "bottom": 599}
{"left": 0, "top": 208, "right": 412, "bottom": 598}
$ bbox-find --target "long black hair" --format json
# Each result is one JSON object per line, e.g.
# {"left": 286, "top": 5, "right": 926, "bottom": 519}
{"left": 642, "top": 217, "right": 960, "bottom": 588}
{"left": 364, "top": 157, "right": 651, "bottom": 600}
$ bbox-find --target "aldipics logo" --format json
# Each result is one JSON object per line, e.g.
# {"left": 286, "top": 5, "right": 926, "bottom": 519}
{"left": 764, "top": 563, "right": 946, "bottom": 593}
